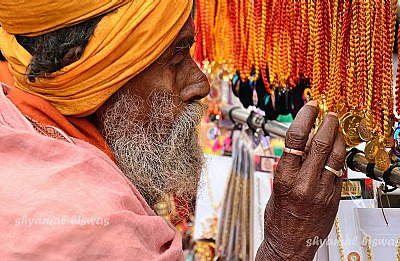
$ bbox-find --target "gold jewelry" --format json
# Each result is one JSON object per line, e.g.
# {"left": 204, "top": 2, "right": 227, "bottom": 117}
{"left": 335, "top": 215, "right": 400, "bottom": 261}
{"left": 364, "top": 235, "right": 400, "bottom": 261}
{"left": 202, "top": 166, "right": 228, "bottom": 240}
{"left": 219, "top": 174, "right": 239, "bottom": 253}
{"left": 365, "top": 236, "right": 373, "bottom": 261}
{"left": 256, "top": 177, "right": 264, "bottom": 242}
{"left": 334, "top": 215, "right": 345, "bottom": 261}
{"left": 204, "top": 167, "right": 223, "bottom": 211}
{"left": 397, "top": 238, "right": 400, "bottom": 261}
{"left": 324, "top": 165, "right": 343, "bottom": 178}
{"left": 194, "top": 240, "right": 216, "bottom": 261}
{"left": 282, "top": 146, "right": 306, "bottom": 157}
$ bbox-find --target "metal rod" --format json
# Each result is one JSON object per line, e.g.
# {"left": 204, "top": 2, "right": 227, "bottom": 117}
{"left": 221, "top": 105, "right": 400, "bottom": 187}
{"left": 351, "top": 152, "right": 400, "bottom": 187}
{"left": 220, "top": 105, "right": 288, "bottom": 138}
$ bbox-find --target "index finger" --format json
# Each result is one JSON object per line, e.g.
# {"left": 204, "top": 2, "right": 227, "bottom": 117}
{"left": 275, "top": 101, "right": 319, "bottom": 190}
{"left": 284, "top": 100, "right": 319, "bottom": 151}
{"left": 301, "top": 112, "right": 340, "bottom": 182}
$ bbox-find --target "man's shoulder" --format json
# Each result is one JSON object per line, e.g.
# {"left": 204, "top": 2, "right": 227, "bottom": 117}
{"left": 0, "top": 85, "right": 151, "bottom": 217}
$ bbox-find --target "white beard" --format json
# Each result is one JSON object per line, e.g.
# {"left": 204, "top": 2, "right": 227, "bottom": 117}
{"left": 99, "top": 90, "right": 205, "bottom": 208}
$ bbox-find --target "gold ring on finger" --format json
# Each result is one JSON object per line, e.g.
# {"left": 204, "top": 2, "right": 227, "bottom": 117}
{"left": 283, "top": 146, "right": 306, "bottom": 157}
{"left": 324, "top": 165, "right": 343, "bottom": 178}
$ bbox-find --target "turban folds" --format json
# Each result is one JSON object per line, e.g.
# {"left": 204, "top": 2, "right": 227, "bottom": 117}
{"left": 0, "top": 0, "right": 192, "bottom": 116}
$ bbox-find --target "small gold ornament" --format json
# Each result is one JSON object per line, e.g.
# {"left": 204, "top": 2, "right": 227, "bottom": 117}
{"left": 358, "top": 118, "right": 373, "bottom": 141}
{"left": 375, "top": 147, "right": 391, "bottom": 171}
{"left": 194, "top": 240, "right": 216, "bottom": 261}
{"left": 364, "top": 139, "right": 379, "bottom": 162}
{"left": 342, "top": 114, "right": 363, "bottom": 140}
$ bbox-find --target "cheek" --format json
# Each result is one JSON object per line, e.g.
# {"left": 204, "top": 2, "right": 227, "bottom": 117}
{"left": 156, "top": 66, "right": 179, "bottom": 94}
{"left": 143, "top": 67, "right": 184, "bottom": 114}
{"left": 175, "top": 59, "right": 192, "bottom": 83}
{"left": 131, "top": 64, "right": 178, "bottom": 98}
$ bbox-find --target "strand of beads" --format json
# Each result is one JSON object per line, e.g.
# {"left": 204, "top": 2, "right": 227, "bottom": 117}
{"left": 238, "top": 0, "right": 247, "bottom": 79}
{"left": 261, "top": 0, "right": 272, "bottom": 93}
{"left": 307, "top": 0, "right": 316, "bottom": 85}
{"left": 289, "top": 0, "right": 301, "bottom": 87}
{"left": 333, "top": 0, "right": 346, "bottom": 116}
{"left": 339, "top": 1, "right": 351, "bottom": 107}
{"left": 312, "top": 0, "right": 331, "bottom": 121}
{"left": 389, "top": 0, "right": 396, "bottom": 119}
{"left": 298, "top": 0, "right": 309, "bottom": 78}
{"left": 396, "top": 10, "right": 400, "bottom": 121}
{"left": 252, "top": 0, "right": 263, "bottom": 81}
{"left": 357, "top": 0, "right": 367, "bottom": 112}
{"left": 244, "top": 0, "right": 254, "bottom": 79}
{"left": 326, "top": 0, "right": 341, "bottom": 112}
{"left": 270, "top": 0, "right": 280, "bottom": 85}
{"left": 372, "top": 0, "right": 384, "bottom": 138}
{"left": 375, "top": 0, "right": 397, "bottom": 171}
{"left": 287, "top": 0, "right": 296, "bottom": 87}
{"left": 345, "top": 0, "right": 358, "bottom": 111}
{"left": 364, "top": 0, "right": 375, "bottom": 136}
{"left": 193, "top": 0, "right": 398, "bottom": 162}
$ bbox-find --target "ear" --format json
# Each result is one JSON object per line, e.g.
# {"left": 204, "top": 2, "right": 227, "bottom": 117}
{"left": 61, "top": 46, "right": 84, "bottom": 67}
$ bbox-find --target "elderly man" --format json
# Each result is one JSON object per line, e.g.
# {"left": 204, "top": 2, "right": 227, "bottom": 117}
{"left": 0, "top": 1, "right": 346, "bottom": 260}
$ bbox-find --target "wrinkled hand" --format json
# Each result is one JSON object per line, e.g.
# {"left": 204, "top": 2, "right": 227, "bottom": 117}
{"left": 256, "top": 101, "right": 346, "bottom": 261}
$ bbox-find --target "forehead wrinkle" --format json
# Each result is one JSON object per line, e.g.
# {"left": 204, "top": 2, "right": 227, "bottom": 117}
{"left": 159, "top": 21, "right": 195, "bottom": 59}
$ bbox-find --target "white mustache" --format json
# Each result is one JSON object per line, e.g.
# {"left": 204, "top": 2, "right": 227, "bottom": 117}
{"left": 100, "top": 90, "right": 205, "bottom": 209}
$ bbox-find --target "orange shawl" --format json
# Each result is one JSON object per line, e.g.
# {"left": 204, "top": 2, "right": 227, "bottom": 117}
{"left": 7, "top": 87, "right": 115, "bottom": 161}
{"left": 0, "top": 61, "right": 13, "bottom": 87}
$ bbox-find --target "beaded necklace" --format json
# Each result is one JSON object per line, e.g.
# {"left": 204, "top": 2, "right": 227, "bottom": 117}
{"left": 326, "top": 0, "right": 342, "bottom": 112}
{"left": 298, "top": 0, "right": 309, "bottom": 78}
{"left": 307, "top": 0, "right": 317, "bottom": 89}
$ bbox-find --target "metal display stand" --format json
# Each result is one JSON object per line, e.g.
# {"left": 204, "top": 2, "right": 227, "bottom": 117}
{"left": 221, "top": 105, "right": 400, "bottom": 188}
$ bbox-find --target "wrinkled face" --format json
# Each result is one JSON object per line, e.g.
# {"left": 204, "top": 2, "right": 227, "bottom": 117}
{"left": 96, "top": 18, "right": 210, "bottom": 209}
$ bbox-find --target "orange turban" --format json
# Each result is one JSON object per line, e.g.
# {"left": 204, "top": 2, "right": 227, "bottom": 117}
{"left": 0, "top": 0, "right": 192, "bottom": 117}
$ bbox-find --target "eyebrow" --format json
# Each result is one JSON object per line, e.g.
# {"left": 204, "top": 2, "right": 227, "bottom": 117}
{"left": 157, "top": 25, "right": 195, "bottom": 64}
{"left": 173, "top": 23, "right": 196, "bottom": 50}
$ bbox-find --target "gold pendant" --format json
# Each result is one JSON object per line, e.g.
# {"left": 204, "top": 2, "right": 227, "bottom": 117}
{"left": 385, "top": 117, "right": 395, "bottom": 138}
{"left": 315, "top": 99, "right": 327, "bottom": 130}
{"left": 339, "top": 112, "right": 352, "bottom": 134}
{"left": 335, "top": 99, "right": 348, "bottom": 119}
{"left": 358, "top": 118, "right": 373, "bottom": 142}
{"left": 345, "top": 136, "right": 363, "bottom": 147}
{"left": 375, "top": 147, "right": 391, "bottom": 171}
{"left": 342, "top": 114, "right": 363, "bottom": 140}
{"left": 364, "top": 139, "right": 379, "bottom": 162}
{"left": 339, "top": 111, "right": 352, "bottom": 124}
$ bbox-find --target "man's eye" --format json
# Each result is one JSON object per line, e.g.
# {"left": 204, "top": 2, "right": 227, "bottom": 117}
{"left": 185, "top": 39, "right": 195, "bottom": 49}
{"left": 175, "top": 39, "right": 195, "bottom": 53}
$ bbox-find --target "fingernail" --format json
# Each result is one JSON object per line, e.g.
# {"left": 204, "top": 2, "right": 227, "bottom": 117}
{"left": 306, "top": 100, "right": 318, "bottom": 107}
{"left": 328, "top": 112, "right": 337, "bottom": 117}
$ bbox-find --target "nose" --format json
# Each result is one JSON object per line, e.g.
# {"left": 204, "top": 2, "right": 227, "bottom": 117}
{"left": 180, "top": 60, "right": 210, "bottom": 102}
